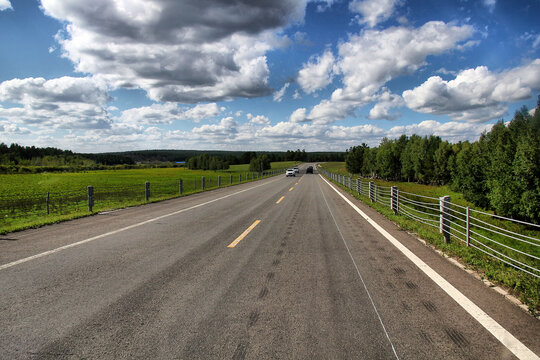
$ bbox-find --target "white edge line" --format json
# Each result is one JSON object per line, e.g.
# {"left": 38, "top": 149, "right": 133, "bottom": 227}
{"left": 319, "top": 174, "right": 539, "bottom": 360}
{"left": 0, "top": 178, "right": 280, "bottom": 271}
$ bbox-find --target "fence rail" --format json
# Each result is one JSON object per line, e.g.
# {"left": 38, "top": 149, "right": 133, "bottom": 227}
{"left": 319, "top": 168, "right": 540, "bottom": 278}
{"left": 1, "top": 169, "right": 285, "bottom": 230}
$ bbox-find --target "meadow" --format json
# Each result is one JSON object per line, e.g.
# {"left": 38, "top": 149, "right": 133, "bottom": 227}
{"left": 319, "top": 162, "right": 540, "bottom": 314}
{"left": 0, "top": 162, "right": 296, "bottom": 234}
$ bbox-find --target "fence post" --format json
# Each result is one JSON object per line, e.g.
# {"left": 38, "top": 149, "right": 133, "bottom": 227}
{"left": 356, "top": 179, "right": 361, "bottom": 195}
{"left": 375, "top": 184, "right": 378, "bottom": 202}
{"left": 247, "top": 173, "right": 249, "bottom": 181}
{"left": 88, "top": 186, "right": 94, "bottom": 212}
{"left": 391, "top": 186, "right": 400, "bottom": 214}
{"left": 218, "top": 176, "right": 221, "bottom": 187}
{"left": 396, "top": 188, "right": 399, "bottom": 214}
{"left": 391, "top": 186, "right": 395, "bottom": 212}
{"left": 239, "top": 174, "right": 242, "bottom": 183}
{"left": 46, "top": 192, "right": 50, "bottom": 215}
{"left": 369, "top": 182, "right": 374, "bottom": 202}
{"left": 179, "top": 179, "right": 183, "bottom": 195}
{"left": 466, "top": 206, "right": 470, "bottom": 246}
{"left": 440, "top": 195, "right": 451, "bottom": 243}
{"left": 202, "top": 176, "right": 205, "bottom": 190}
{"left": 348, "top": 177, "right": 351, "bottom": 189}
{"left": 230, "top": 174, "right": 233, "bottom": 184}
{"left": 145, "top": 182, "right": 150, "bottom": 201}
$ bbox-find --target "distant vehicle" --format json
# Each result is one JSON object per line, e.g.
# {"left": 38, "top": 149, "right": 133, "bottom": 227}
{"left": 293, "top": 167, "right": 299, "bottom": 173}
{"left": 306, "top": 166, "right": 313, "bottom": 173}
{"left": 286, "top": 169, "right": 295, "bottom": 177}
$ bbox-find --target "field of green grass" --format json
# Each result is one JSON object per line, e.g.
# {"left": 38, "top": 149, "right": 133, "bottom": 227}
{"left": 319, "top": 162, "right": 540, "bottom": 314}
{"left": 0, "top": 161, "right": 296, "bottom": 234}
{"left": 223, "top": 161, "right": 299, "bottom": 173}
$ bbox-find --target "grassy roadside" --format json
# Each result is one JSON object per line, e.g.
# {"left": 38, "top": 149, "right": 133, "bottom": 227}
{"left": 0, "top": 161, "right": 297, "bottom": 234}
{"left": 319, "top": 162, "right": 540, "bottom": 315}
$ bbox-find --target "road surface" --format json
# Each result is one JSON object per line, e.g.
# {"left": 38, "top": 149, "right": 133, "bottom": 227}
{"left": 1, "top": 164, "right": 538, "bottom": 359}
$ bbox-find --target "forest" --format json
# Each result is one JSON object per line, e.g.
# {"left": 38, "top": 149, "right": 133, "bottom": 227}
{"left": 345, "top": 100, "right": 540, "bottom": 224}
{"left": 0, "top": 145, "right": 344, "bottom": 173}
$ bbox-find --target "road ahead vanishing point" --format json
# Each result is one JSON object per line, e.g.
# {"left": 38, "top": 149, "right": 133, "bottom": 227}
{"left": 1, "top": 164, "right": 539, "bottom": 359}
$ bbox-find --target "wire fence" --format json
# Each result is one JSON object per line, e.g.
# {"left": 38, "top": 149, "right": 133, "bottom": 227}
{"left": 0, "top": 170, "right": 284, "bottom": 231}
{"left": 319, "top": 169, "right": 540, "bottom": 279}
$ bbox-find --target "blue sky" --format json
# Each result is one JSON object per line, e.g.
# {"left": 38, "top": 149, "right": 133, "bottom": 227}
{"left": 0, "top": 0, "right": 539, "bottom": 152}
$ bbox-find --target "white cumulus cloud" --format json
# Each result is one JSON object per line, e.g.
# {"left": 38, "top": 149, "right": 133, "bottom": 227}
{"left": 247, "top": 113, "right": 270, "bottom": 125}
{"left": 289, "top": 108, "right": 308, "bottom": 123}
{"left": 191, "top": 117, "right": 238, "bottom": 139}
{"left": 296, "top": 21, "right": 474, "bottom": 124}
{"left": 40, "top": 0, "right": 310, "bottom": 103}
{"left": 0, "top": 76, "right": 111, "bottom": 129}
{"left": 367, "top": 90, "right": 404, "bottom": 120}
{"left": 0, "top": 0, "right": 11, "bottom": 11}
{"left": 297, "top": 49, "right": 336, "bottom": 94}
{"left": 349, "top": 0, "right": 401, "bottom": 28}
{"left": 117, "top": 103, "right": 222, "bottom": 125}
{"left": 403, "top": 59, "right": 540, "bottom": 122}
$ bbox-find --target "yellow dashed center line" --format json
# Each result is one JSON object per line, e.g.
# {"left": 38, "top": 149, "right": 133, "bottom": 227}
{"left": 276, "top": 196, "right": 285, "bottom": 204}
{"left": 289, "top": 187, "right": 294, "bottom": 192}
{"left": 227, "top": 220, "right": 261, "bottom": 248}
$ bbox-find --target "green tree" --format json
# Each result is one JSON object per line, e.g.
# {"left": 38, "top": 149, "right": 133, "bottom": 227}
{"left": 452, "top": 140, "right": 489, "bottom": 208}
{"left": 362, "top": 147, "right": 378, "bottom": 178}
{"left": 485, "top": 120, "right": 521, "bottom": 216}
{"left": 400, "top": 135, "right": 422, "bottom": 182}
{"left": 376, "top": 138, "right": 402, "bottom": 180}
{"left": 249, "top": 155, "right": 271, "bottom": 172}
{"left": 345, "top": 143, "right": 367, "bottom": 174}
{"left": 433, "top": 140, "right": 453, "bottom": 185}
{"left": 513, "top": 130, "right": 540, "bottom": 223}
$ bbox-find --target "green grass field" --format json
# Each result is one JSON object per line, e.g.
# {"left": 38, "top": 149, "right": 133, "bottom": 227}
{"left": 0, "top": 161, "right": 296, "bottom": 234}
{"left": 319, "top": 162, "right": 540, "bottom": 314}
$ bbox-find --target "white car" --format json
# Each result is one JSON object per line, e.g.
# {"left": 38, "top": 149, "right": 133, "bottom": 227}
{"left": 293, "top": 167, "right": 299, "bottom": 173}
{"left": 286, "top": 169, "right": 295, "bottom": 177}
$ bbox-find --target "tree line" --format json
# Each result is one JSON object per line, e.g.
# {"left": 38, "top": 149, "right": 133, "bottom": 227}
{"left": 101, "top": 149, "right": 344, "bottom": 164}
{"left": 184, "top": 149, "right": 344, "bottom": 170}
{"left": 345, "top": 99, "right": 540, "bottom": 224}
{"left": 0, "top": 144, "right": 345, "bottom": 169}
{"left": 186, "top": 154, "right": 230, "bottom": 170}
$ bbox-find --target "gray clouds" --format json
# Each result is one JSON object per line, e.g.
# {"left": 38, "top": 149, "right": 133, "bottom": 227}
{"left": 41, "top": 0, "right": 309, "bottom": 103}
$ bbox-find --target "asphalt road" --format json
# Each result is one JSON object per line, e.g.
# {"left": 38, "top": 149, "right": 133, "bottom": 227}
{"left": 0, "top": 165, "right": 538, "bottom": 359}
